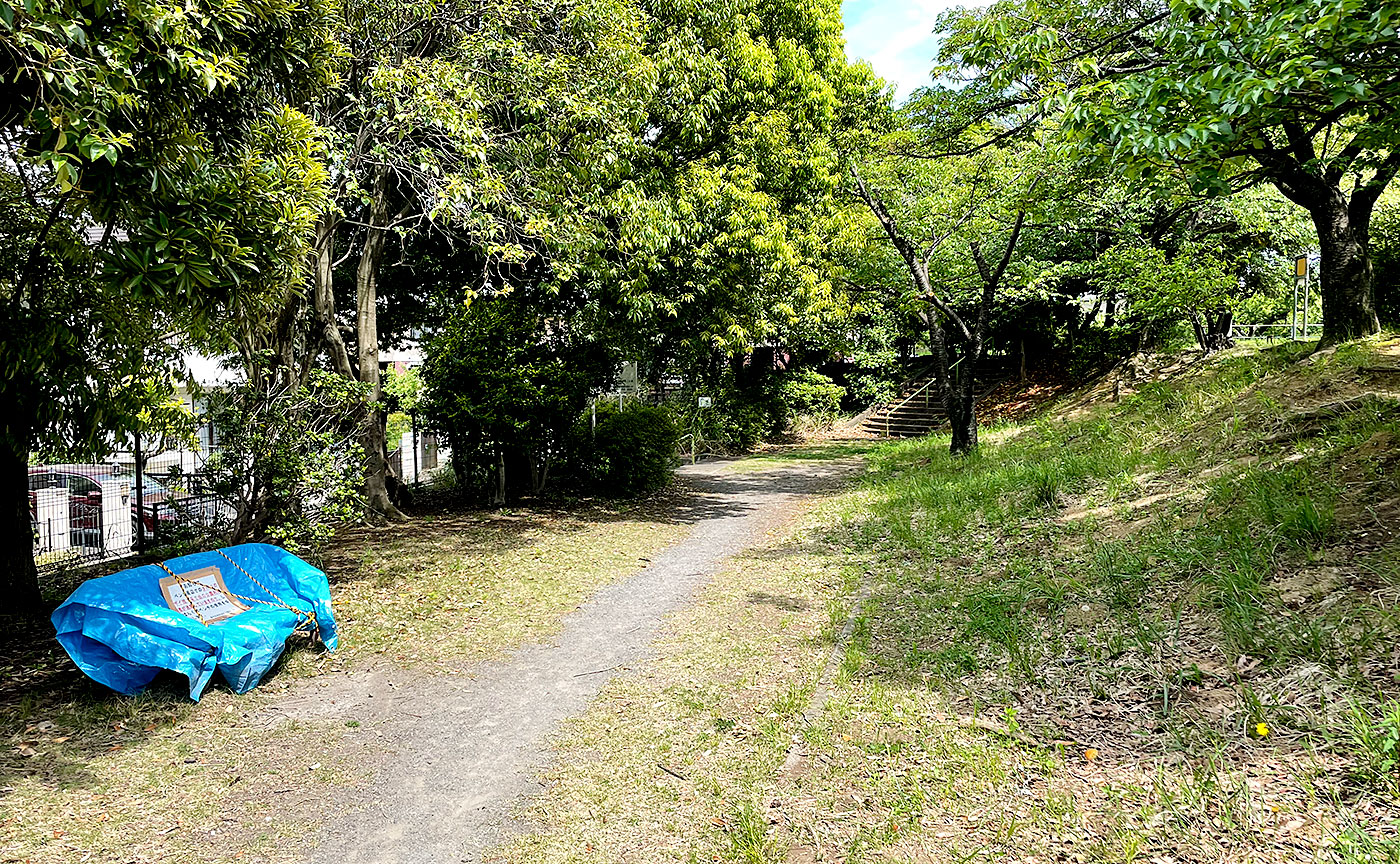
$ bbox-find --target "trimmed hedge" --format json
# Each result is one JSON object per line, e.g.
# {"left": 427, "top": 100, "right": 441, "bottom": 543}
{"left": 592, "top": 405, "right": 679, "bottom": 496}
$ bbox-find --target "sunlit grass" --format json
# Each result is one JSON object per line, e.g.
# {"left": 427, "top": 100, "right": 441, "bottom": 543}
{"left": 0, "top": 503, "right": 691, "bottom": 864}
{"left": 512, "top": 336, "right": 1400, "bottom": 864}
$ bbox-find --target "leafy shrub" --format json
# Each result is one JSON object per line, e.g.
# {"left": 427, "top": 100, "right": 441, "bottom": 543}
{"left": 591, "top": 404, "right": 679, "bottom": 496}
{"left": 673, "top": 368, "right": 849, "bottom": 451}
{"left": 1373, "top": 204, "right": 1400, "bottom": 326}
{"left": 776, "top": 369, "right": 845, "bottom": 429}
{"left": 202, "top": 368, "right": 367, "bottom": 553}
{"left": 844, "top": 369, "right": 899, "bottom": 410}
{"left": 669, "top": 389, "right": 775, "bottom": 452}
{"left": 421, "top": 296, "right": 614, "bottom": 501}
{"left": 1061, "top": 324, "right": 1141, "bottom": 380}
{"left": 383, "top": 366, "right": 423, "bottom": 444}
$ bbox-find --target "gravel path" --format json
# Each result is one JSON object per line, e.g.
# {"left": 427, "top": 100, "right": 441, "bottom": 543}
{"left": 302, "top": 458, "right": 858, "bottom": 864}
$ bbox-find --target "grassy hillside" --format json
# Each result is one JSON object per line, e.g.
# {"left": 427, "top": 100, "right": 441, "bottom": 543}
{"left": 513, "top": 336, "right": 1400, "bottom": 864}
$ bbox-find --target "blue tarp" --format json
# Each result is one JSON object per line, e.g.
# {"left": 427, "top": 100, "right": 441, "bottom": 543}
{"left": 52, "top": 543, "right": 337, "bottom": 700}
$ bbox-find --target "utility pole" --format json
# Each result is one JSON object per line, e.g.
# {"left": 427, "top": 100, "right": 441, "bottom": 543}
{"left": 1294, "top": 255, "right": 1308, "bottom": 340}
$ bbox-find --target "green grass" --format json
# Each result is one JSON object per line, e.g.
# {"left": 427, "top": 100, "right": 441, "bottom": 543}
{"left": 817, "top": 338, "right": 1400, "bottom": 860}
{"left": 510, "top": 337, "right": 1400, "bottom": 864}
{"left": 0, "top": 500, "right": 691, "bottom": 864}
{"left": 849, "top": 340, "right": 1399, "bottom": 683}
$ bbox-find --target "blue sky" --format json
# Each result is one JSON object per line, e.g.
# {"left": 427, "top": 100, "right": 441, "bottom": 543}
{"left": 842, "top": 0, "right": 963, "bottom": 100}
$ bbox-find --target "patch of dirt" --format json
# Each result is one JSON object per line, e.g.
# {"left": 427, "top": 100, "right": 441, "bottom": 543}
{"left": 1272, "top": 566, "right": 1347, "bottom": 609}
{"left": 1061, "top": 490, "right": 1180, "bottom": 523}
{"left": 1062, "top": 602, "right": 1110, "bottom": 628}
{"left": 979, "top": 376, "right": 1079, "bottom": 424}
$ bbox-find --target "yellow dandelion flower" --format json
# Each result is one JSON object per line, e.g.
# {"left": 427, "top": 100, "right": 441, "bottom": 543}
{"left": 1256, "top": 722, "right": 1270, "bottom": 738}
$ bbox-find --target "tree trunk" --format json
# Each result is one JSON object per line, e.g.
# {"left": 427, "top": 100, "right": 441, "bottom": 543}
{"left": 1189, "top": 307, "right": 1235, "bottom": 353}
{"left": 1209, "top": 309, "right": 1234, "bottom": 351}
{"left": 1313, "top": 198, "right": 1381, "bottom": 345}
{"left": 528, "top": 448, "right": 551, "bottom": 496}
{"left": 1188, "top": 309, "right": 1207, "bottom": 352}
{"left": 1265, "top": 146, "right": 1391, "bottom": 346}
{"left": 448, "top": 430, "right": 469, "bottom": 491}
{"left": 947, "top": 387, "right": 978, "bottom": 455}
{"left": 356, "top": 168, "right": 405, "bottom": 520}
{"left": 0, "top": 431, "right": 43, "bottom": 615}
{"left": 494, "top": 449, "right": 506, "bottom": 506}
{"left": 311, "top": 215, "right": 357, "bottom": 380}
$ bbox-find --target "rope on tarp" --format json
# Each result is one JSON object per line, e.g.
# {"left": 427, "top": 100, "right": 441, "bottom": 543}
{"left": 153, "top": 549, "right": 319, "bottom": 638}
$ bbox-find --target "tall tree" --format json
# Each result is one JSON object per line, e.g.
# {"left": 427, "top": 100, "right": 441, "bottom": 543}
{"left": 0, "top": 0, "right": 336, "bottom": 611}
{"left": 308, "top": 0, "right": 651, "bottom": 518}
{"left": 853, "top": 140, "right": 1036, "bottom": 454}
{"left": 944, "top": 0, "right": 1400, "bottom": 345}
{"left": 598, "top": 0, "right": 886, "bottom": 383}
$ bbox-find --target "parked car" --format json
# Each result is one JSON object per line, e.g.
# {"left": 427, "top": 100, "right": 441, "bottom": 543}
{"left": 130, "top": 473, "right": 228, "bottom": 539}
{"left": 28, "top": 465, "right": 125, "bottom": 551}
{"left": 29, "top": 464, "right": 232, "bottom": 554}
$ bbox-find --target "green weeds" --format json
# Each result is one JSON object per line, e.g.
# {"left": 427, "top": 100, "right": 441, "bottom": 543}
{"left": 725, "top": 799, "right": 779, "bottom": 864}
{"left": 1348, "top": 700, "right": 1400, "bottom": 797}
{"left": 819, "top": 339, "right": 1400, "bottom": 860}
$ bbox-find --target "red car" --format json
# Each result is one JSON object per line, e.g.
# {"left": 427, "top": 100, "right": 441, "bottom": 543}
{"left": 28, "top": 465, "right": 177, "bottom": 552}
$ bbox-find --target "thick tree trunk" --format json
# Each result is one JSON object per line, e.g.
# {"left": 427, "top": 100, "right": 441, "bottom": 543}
{"left": 1264, "top": 143, "right": 1390, "bottom": 347}
{"left": 1, "top": 432, "right": 43, "bottom": 615}
{"left": 1313, "top": 199, "right": 1381, "bottom": 345}
{"left": 356, "top": 169, "right": 405, "bottom": 521}
{"left": 1188, "top": 308, "right": 1234, "bottom": 353}
{"left": 948, "top": 387, "right": 978, "bottom": 455}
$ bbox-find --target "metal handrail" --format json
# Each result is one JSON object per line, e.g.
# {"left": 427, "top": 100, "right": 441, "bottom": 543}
{"left": 677, "top": 432, "right": 728, "bottom": 464}
{"left": 677, "top": 433, "right": 697, "bottom": 465}
{"left": 1230, "top": 323, "right": 1307, "bottom": 341}
{"left": 882, "top": 377, "right": 939, "bottom": 438}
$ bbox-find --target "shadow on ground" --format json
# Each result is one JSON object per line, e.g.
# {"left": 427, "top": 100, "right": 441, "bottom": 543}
{"left": 0, "top": 449, "right": 869, "bottom": 805}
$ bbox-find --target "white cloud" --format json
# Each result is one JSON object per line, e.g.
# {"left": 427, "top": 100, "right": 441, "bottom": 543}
{"left": 842, "top": 0, "right": 964, "bottom": 99}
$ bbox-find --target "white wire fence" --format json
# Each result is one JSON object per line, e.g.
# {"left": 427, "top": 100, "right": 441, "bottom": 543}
{"left": 30, "top": 449, "right": 231, "bottom": 576}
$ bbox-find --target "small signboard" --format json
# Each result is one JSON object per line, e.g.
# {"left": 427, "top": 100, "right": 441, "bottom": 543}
{"left": 697, "top": 396, "right": 713, "bottom": 408}
{"left": 619, "top": 360, "right": 641, "bottom": 395}
{"left": 159, "top": 566, "right": 248, "bottom": 623}
{"left": 1295, "top": 256, "right": 1308, "bottom": 278}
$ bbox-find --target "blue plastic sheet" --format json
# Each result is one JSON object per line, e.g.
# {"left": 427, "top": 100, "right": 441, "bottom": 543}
{"left": 52, "top": 543, "right": 337, "bottom": 700}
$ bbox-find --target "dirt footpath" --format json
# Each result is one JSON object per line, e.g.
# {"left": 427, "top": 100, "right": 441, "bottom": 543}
{"left": 292, "top": 458, "right": 859, "bottom": 864}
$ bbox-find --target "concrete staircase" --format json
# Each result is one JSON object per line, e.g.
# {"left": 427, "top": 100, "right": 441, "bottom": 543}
{"left": 862, "top": 361, "right": 1012, "bottom": 439}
